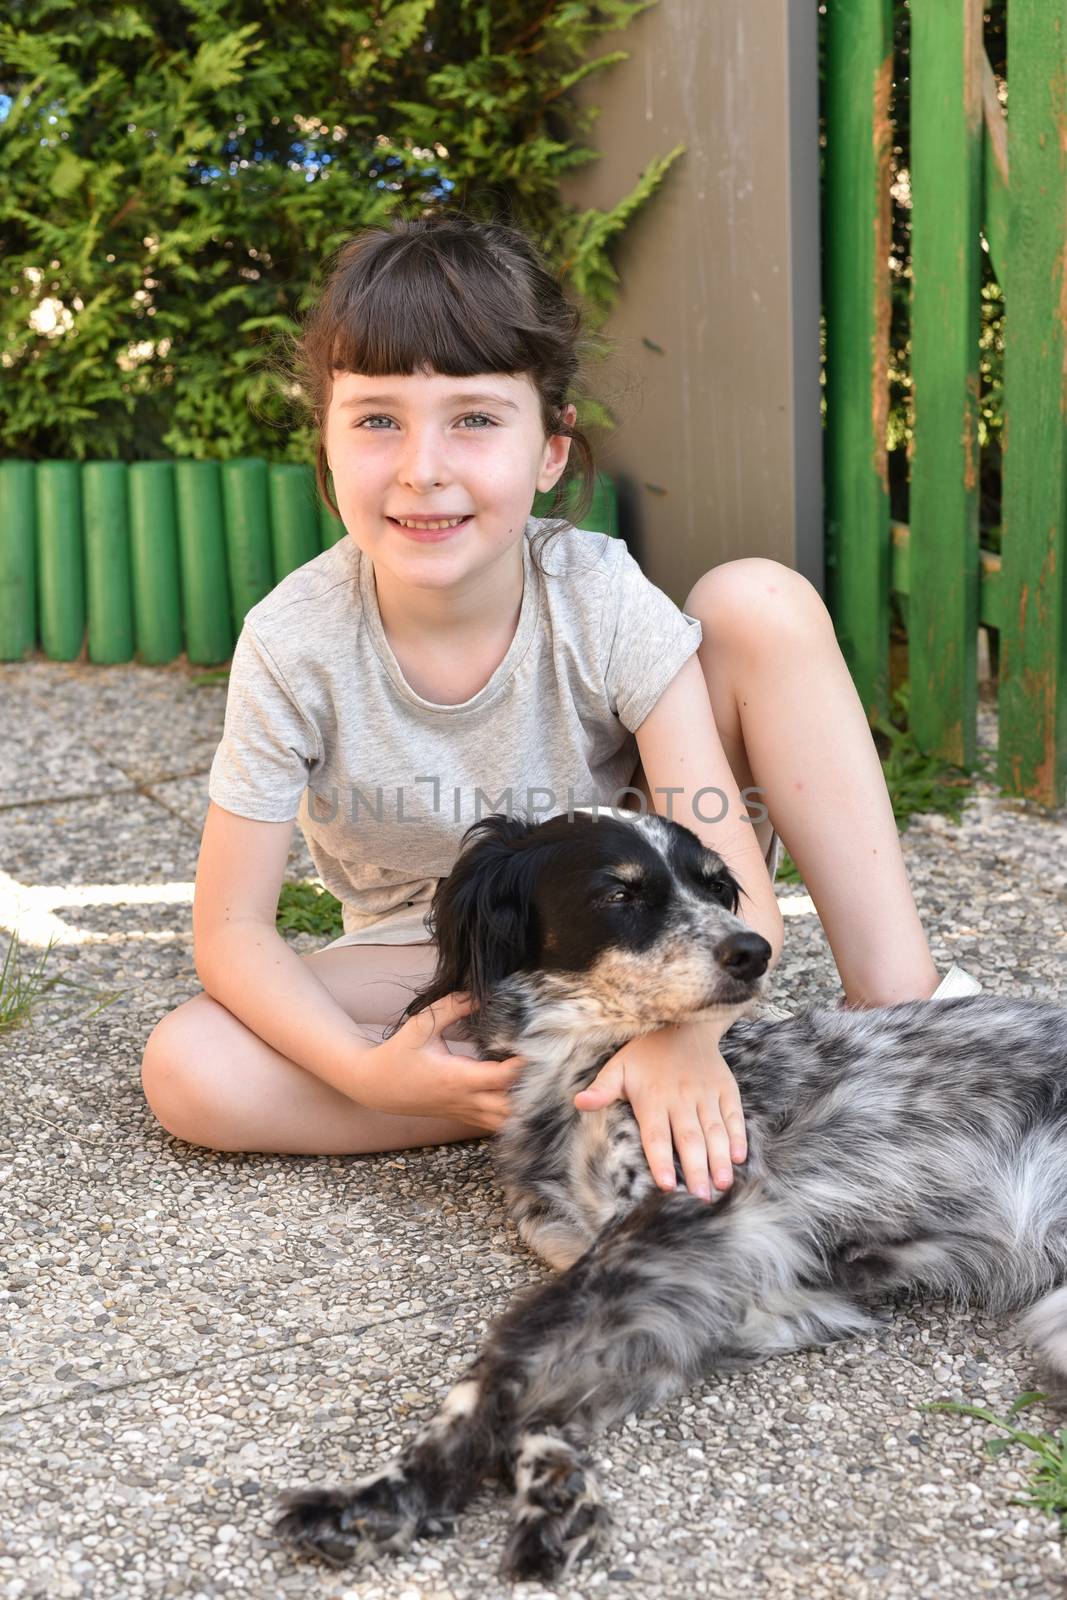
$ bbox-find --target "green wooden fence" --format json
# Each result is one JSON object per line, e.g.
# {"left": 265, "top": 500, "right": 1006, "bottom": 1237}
{"left": 0, "top": 460, "right": 617, "bottom": 667}
{"left": 824, "top": 0, "right": 1066, "bottom": 808}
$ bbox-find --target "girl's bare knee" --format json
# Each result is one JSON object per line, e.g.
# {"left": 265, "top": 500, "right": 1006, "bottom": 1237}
{"left": 141, "top": 998, "right": 240, "bottom": 1151}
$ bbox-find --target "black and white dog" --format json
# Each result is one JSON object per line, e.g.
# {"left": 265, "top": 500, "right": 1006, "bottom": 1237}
{"left": 275, "top": 810, "right": 1067, "bottom": 1582}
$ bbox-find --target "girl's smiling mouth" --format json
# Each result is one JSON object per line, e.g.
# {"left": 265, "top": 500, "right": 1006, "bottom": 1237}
{"left": 388, "top": 514, "right": 474, "bottom": 541}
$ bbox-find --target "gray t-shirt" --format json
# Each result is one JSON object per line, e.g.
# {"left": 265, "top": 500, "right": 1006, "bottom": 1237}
{"left": 208, "top": 519, "right": 703, "bottom": 945}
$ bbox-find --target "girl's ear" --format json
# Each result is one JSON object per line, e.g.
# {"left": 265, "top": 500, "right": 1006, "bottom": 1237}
{"left": 537, "top": 432, "right": 572, "bottom": 492}
{"left": 537, "top": 406, "right": 575, "bottom": 493}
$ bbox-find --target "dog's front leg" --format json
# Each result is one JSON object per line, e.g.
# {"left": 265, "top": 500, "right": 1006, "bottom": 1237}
{"left": 484, "top": 1185, "right": 880, "bottom": 1581}
{"left": 273, "top": 1355, "right": 503, "bottom": 1569}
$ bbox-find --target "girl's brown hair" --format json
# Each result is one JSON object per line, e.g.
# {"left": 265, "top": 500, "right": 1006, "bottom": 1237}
{"left": 293, "top": 212, "right": 598, "bottom": 545}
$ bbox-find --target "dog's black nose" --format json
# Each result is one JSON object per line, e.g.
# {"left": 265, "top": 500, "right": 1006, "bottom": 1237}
{"left": 716, "top": 931, "right": 772, "bottom": 980}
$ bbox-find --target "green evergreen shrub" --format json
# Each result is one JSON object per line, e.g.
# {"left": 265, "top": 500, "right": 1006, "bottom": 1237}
{"left": 1, "top": 0, "right": 681, "bottom": 463}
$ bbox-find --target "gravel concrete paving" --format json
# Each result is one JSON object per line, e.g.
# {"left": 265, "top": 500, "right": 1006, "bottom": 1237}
{"left": 1, "top": 659, "right": 1065, "bottom": 1599}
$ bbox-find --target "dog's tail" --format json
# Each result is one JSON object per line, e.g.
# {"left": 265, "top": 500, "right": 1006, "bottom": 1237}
{"left": 1019, "top": 1283, "right": 1067, "bottom": 1385}
{"left": 499, "top": 1424, "right": 610, "bottom": 1582}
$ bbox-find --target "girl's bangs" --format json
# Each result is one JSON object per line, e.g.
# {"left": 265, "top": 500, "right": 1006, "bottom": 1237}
{"left": 327, "top": 252, "right": 539, "bottom": 379}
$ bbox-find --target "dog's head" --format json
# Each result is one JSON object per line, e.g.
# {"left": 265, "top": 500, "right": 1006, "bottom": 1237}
{"left": 390, "top": 810, "right": 771, "bottom": 1037}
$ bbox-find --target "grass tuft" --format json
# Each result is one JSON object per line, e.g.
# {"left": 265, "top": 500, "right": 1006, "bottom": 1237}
{"left": 0, "top": 930, "right": 60, "bottom": 1031}
{"left": 276, "top": 879, "right": 345, "bottom": 940}
{"left": 926, "top": 1391, "right": 1067, "bottom": 1532}
{"left": 0, "top": 930, "right": 127, "bottom": 1029}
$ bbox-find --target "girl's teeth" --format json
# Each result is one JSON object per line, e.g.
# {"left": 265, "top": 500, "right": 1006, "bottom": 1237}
{"left": 396, "top": 517, "right": 467, "bottom": 529}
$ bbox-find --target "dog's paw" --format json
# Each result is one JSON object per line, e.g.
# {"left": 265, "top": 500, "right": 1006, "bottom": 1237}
{"left": 500, "top": 1432, "right": 610, "bottom": 1582}
{"left": 502, "top": 1497, "right": 609, "bottom": 1582}
{"left": 273, "top": 1468, "right": 427, "bottom": 1568}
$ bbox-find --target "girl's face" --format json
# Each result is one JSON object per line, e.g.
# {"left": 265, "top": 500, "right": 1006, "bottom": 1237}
{"left": 324, "top": 368, "right": 575, "bottom": 590}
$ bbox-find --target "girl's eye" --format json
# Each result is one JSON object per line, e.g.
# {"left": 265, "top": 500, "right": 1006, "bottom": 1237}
{"left": 354, "top": 413, "right": 497, "bottom": 431}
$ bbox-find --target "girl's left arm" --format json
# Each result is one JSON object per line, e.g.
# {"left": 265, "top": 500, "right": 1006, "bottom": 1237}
{"left": 574, "top": 654, "right": 785, "bottom": 1199}
{"left": 631, "top": 651, "right": 784, "bottom": 961}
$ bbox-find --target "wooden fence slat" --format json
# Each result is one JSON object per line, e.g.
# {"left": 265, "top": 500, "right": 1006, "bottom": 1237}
{"left": 823, "top": 0, "right": 895, "bottom": 722}
{"left": 36, "top": 462, "right": 84, "bottom": 662}
{"left": 0, "top": 461, "right": 37, "bottom": 660}
{"left": 891, "top": 522, "right": 1002, "bottom": 631}
{"left": 83, "top": 462, "right": 135, "bottom": 665}
{"left": 997, "top": 0, "right": 1067, "bottom": 808}
{"left": 174, "top": 461, "right": 233, "bottom": 667}
{"left": 908, "top": 0, "right": 984, "bottom": 769}
{"left": 128, "top": 462, "right": 183, "bottom": 665}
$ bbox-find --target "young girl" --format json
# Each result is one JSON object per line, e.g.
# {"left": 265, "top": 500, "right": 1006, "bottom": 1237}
{"left": 141, "top": 213, "right": 978, "bottom": 1204}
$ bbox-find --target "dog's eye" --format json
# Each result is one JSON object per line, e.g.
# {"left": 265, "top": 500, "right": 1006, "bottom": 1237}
{"left": 602, "top": 886, "right": 634, "bottom": 905}
{"left": 700, "top": 873, "right": 737, "bottom": 909}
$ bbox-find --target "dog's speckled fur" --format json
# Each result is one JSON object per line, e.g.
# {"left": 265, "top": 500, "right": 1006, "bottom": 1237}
{"left": 275, "top": 811, "right": 1067, "bottom": 1581}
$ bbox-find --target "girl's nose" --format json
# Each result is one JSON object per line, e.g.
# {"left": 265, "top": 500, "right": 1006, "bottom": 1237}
{"left": 397, "top": 427, "right": 449, "bottom": 492}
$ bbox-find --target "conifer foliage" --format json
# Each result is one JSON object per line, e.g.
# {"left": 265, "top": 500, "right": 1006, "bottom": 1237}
{"left": 0, "top": 0, "right": 681, "bottom": 461}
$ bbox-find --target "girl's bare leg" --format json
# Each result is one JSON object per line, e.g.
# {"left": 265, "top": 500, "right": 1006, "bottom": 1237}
{"left": 678, "top": 559, "right": 941, "bottom": 1009}
{"left": 141, "top": 942, "right": 488, "bottom": 1155}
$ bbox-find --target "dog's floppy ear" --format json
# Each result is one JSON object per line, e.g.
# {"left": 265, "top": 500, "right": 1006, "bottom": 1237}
{"left": 387, "top": 813, "right": 543, "bottom": 1032}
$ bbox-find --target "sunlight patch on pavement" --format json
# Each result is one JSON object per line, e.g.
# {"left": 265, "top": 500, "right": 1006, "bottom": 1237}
{"left": 779, "top": 893, "right": 816, "bottom": 917}
{"left": 0, "top": 871, "right": 195, "bottom": 948}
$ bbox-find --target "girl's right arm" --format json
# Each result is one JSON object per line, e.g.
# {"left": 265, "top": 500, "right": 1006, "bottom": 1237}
{"left": 192, "top": 802, "right": 523, "bottom": 1130}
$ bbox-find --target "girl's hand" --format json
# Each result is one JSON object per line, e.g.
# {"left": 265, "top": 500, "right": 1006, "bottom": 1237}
{"left": 573, "top": 1019, "right": 746, "bottom": 1199}
{"left": 366, "top": 991, "right": 525, "bottom": 1132}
